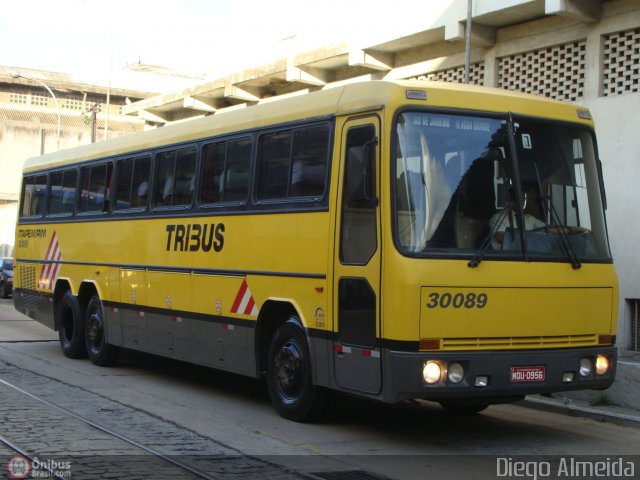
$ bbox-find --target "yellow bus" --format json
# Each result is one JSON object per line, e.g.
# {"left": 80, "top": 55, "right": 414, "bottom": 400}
{"left": 13, "top": 80, "right": 617, "bottom": 421}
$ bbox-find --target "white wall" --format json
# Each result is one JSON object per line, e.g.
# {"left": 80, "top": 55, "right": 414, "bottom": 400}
{"left": 588, "top": 94, "right": 640, "bottom": 350}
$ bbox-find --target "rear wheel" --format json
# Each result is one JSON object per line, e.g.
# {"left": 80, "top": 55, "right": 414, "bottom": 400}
{"left": 85, "top": 294, "right": 120, "bottom": 366}
{"left": 266, "top": 317, "right": 323, "bottom": 422}
{"left": 57, "top": 290, "right": 87, "bottom": 358}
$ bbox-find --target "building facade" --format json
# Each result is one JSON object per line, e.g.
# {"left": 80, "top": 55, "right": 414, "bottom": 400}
{"left": 0, "top": 67, "right": 153, "bottom": 254}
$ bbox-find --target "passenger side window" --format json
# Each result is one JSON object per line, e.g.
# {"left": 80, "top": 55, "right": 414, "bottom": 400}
{"left": 257, "top": 124, "right": 329, "bottom": 201}
{"left": 20, "top": 175, "right": 47, "bottom": 218}
{"left": 291, "top": 125, "right": 329, "bottom": 197}
{"left": 201, "top": 137, "right": 251, "bottom": 205}
{"left": 154, "top": 147, "right": 197, "bottom": 207}
{"left": 48, "top": 169, "right": 77, "bottom": 215}
{"left": 115, "top": 156, "right": 150, "bottom": 210}
{"left": 48, "top": 171, "right": 63, "bottom": 215}
{"left": 79, "top": 163, "right": 112, "bottom": 213}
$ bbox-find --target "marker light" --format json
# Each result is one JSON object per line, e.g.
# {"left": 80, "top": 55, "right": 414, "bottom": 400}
{"left": 579, "top": 357, "right": 593, "bottom": 377}
{"left": 406, "top": 89, "right": 427, "bottom": 100}
{"left": 595, "top": 355, "right": 610, "bottom": 376}
{"left": 447, "top": 362, "right": 465, "bottom": 384}
{"left": 475, "top": 375, "right": 489, "bottom": 388}
{"left": 423, "top": 361, "right": 442, "bottom": 384}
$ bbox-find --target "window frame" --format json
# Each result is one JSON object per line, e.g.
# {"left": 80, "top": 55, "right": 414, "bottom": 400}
{"left": 114, "top": 154, "right": 151, "bottom": 214}
{"left": 199, "top": 135, "right": 253, "bottom": 208}
{"left": 390, "top": 106, "right": 613, "bottom": 265}
{"left": 17, "top": 117, "right": 335, "bottom": 224}
{"left": 46, "top": 168, "right": 78, "bottom": 217}
{"left": 19, "top": 174, "right": 48, "bottom": 219}
{"left": 254, "top": 122, "right": 332, "bottom": 205}
{"left": 77, "top": 161, "right": 113, "bottom": 216}
{"left": 152, "top": 144, "right": 198, "bottom": 211}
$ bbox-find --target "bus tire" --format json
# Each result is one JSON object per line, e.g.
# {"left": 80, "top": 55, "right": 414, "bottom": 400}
{"left": 266, "top": 317, "right": 322, "bottom": 422}
{"left": 57, "top": 290, "right": 87, "bottom": 359}
{"left": 85, "top": 294, "right": 120, "bottom": 367}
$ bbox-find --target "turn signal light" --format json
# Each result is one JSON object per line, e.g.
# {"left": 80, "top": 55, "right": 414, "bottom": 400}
{"left": 419, "top": 339, "right": 441, "bottom": 350}
{"left": 598, "top": 335, "right": 613, "bottom": 345}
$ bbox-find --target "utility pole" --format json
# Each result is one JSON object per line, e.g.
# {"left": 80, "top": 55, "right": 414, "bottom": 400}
{"left": 464, "top": 0, "right": 473, "bottom": 84}
{"left": 88, "top": 104, "right": 100, "bottom": 143}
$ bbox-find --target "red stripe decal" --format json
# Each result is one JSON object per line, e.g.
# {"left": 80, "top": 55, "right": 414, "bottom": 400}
{"left": 230, "top": 279, "right": 248, "bottom": 313}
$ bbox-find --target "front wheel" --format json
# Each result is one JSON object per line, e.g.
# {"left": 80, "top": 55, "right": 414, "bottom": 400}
{"left": 85, "top": 294, "right": 120, "bottom": 366}
{"left": 266, "top": 318, "right": 323, "bottom": 422}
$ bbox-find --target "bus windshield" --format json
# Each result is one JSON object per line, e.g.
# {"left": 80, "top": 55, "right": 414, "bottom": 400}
{"left": 393, "top": 111, "right": 611, "bottom": 263}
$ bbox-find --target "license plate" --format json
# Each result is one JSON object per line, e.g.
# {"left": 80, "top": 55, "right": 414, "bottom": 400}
{"left": 511, "top": 366, "right": 545, "bottom": 383}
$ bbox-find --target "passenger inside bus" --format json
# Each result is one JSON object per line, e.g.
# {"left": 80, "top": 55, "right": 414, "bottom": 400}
{"left": 489, "top": 188, "right": 545, "bottom": 249}
{"left": 161, "top": 157, "right": 195, "bottom": 206}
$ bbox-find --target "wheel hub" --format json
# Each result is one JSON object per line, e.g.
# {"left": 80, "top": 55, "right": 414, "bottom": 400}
{"left": 274, "top": 341, "right": 303, "bottom": 397}
{"left": 87, "top": 311, "right": 103, "bottom": 352}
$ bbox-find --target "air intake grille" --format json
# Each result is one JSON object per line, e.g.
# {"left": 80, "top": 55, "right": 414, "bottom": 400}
{"left": 18, "top": 265, "right": 36, "bottom": 291}
{"left": 442, "top": 334, "right": 598, "bottom": 350}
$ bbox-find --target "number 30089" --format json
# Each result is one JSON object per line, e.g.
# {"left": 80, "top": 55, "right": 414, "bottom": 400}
{"left": 426, "top": 292, "right": 488, "bottom": 309}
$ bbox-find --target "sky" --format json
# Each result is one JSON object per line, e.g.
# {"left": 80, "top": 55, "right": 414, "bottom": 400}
{"left": 1, "top": 0, "right": 452, "bottom": 85}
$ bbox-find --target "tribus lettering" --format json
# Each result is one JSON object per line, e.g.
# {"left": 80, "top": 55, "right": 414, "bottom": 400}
{"left": 165, "top": 223, "right": 225, "bottom": 252}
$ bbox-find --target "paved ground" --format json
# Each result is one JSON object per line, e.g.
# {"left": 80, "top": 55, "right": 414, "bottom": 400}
{"left": 1, "top": 297, "right": 639, "bottom": 480}
{"left": 0, "top": 301, "right": 57, "bottom": 342}
{"left": 2, "top": 297, "right": 638, "bottom": 429}
{"left": 0, "top": 299, "right": 321, "bottom": 479}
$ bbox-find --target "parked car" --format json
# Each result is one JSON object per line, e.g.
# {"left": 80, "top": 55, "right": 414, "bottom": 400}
{"left": 0, "top": 258, "right": 13, "bottom": 298}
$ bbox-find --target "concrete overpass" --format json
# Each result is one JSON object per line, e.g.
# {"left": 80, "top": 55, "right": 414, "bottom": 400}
{"left": 123, "top": 0, "right": 606, "bottom": 125}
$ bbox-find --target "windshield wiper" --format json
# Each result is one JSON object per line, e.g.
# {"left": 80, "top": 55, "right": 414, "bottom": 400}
{"left": 469, "top": 150, "right": 516, "bottom": 268}
{"left": 532, "top": 163, "right": 582, "bottom": 270}
{"left": 468, "top": 204, "right": 511, "bottom": 268}
{"left": 538, "top": 196, "right": 582, "bottom": 270}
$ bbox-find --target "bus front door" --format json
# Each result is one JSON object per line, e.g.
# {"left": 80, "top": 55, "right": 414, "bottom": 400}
{"left": 333, "top": 116, "right": 382, "bottom": 394}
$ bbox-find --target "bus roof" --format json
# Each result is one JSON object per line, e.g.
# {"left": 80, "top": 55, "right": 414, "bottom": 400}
{"left": 22, "top": 79, "right": 593, "bottom": 173}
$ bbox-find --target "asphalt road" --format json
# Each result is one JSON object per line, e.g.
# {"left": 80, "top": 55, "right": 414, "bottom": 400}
{"left": 1, "top": 297, "right": 638, "bottom": 480}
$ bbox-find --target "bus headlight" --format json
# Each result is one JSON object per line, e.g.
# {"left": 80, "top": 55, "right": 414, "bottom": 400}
{"left": 579, "top": 357, "right": 593, "bottom": 377}
{"left": 422, "top": 361, "right": 442, "bottom": 384}
{"left": 595, "top": 355, "right": 610, "bottom": 376}
{"left": 447, "top": 362, "right": 465, "bottom": 384}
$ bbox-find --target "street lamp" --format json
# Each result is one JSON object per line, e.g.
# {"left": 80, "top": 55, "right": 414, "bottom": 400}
{"left": 9, "top": 70, "right": 61, "bottom": 151}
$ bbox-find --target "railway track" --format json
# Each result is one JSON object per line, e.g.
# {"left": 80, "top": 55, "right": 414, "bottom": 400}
{"left": 0, "top": 363, "right": 311, "bottom": 480}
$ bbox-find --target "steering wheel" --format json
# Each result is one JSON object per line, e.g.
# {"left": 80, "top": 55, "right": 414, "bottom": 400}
{"left": 532, "top": 225, "right": 589, "bottom": 234}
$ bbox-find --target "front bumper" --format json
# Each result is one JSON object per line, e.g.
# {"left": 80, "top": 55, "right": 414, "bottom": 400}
{"left": 385, "top": 346, "right": 617, "bottom": 403}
